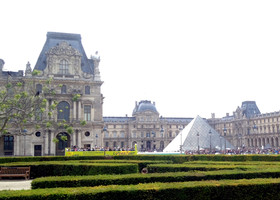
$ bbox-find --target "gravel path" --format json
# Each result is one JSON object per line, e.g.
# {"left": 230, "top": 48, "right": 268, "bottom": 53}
{"left": 0, "top": 180, "right": 32, "bottom": 191}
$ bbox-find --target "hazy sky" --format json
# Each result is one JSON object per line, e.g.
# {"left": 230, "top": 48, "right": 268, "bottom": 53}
{"left": 1, "top": 0, "right": 280, "bottom": 119}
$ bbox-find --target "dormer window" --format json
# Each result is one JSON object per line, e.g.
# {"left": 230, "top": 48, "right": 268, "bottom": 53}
{"left": 59, "top": 59, "right": 68, "bottom": 74}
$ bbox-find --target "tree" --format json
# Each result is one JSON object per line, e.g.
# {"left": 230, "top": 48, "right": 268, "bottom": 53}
{"left": 0, "top": 70, "right": 81, "bottom": 139}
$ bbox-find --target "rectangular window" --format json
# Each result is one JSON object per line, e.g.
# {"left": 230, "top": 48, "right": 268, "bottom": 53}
{"left": 4, "top": 136, "right": 14, "bottom": 151}
{"left": 84, "top": 105, "right": 91, "bottom": 121}
{"left": 113, "top": 131, "right": 117, "bottom": 138}
{"left": 59, "top": 60, "right": 69, "bottom": 74}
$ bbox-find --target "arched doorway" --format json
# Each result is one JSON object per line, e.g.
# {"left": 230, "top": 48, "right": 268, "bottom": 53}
{"left": 160, "top": 141, "right": 164, "bottom": 151}
{"left": 56, "top": 132, "right": 70, "bottom": 155}
{"left": 57, "top": 101, "right": 70, "bottom": 122}
{"left": 146, "top": 141, "right": 151, "bottom": 151}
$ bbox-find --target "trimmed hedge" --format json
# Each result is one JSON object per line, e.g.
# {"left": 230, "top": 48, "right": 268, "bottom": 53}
{"left": 31, "top": 168, "right": 280, "bottom": 189}
{"left": 146, "top": 163, "right": 251, "bottom": 173}
{"left": 0, "top": 161, "right": 138, "bottom": 178}
{"left": 2, "top": 154, "right": 280, "bottom": 164}
{"left": 78, "top": 160, "right": 172, "bottom": 172}
{"left": 0, "top": 156, "right": 109, "bottom": 164}
{"left": 2, "top": 178, "right": 280, "bottom": 199}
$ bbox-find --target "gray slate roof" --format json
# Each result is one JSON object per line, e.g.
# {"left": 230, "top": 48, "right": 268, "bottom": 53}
{"left": 2, "top": 71, "right": 23, "bottom": 77}
{"left": 34, "top": 32, "right": 94, "bottom": 75}
{"left": 241, "top": 101, "right": 261, "bottom": 118}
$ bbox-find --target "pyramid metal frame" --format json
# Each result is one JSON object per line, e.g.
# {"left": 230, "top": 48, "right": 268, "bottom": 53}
{"left": 163, "top": 115, "right": 234, "bottom": 152}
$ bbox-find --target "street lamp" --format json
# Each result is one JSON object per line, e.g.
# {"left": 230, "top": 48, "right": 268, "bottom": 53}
{"left": 223, "top": 127, "right": 227, "bottom": 153}
{"left": 238, "top": 134, "right": 242, "bottom": 149}
{"left": 22, "top": 129, "right": 28, "bottom": 156}
{"left": 95, "top": 134, "right": 98, "bottom": 148}
{"left": 197, "top": 132, "right": 200, "bottom": 153}
{"left": 102, "top": 126, "right": 107, "bottom": 149}
{"left": 179, "top": 126, "right": 183, "bottom": 154}
{"left": 160, "top": 127, "right": 164, "bottom": 151}
{"left": 152, "top": 131, "right": 156, "bottom": 150}
{"left": 209, "top": 129, "right": 212, "bottom": 153}
{"left": 219, "top": 135, "right": 222, "bottom": 152}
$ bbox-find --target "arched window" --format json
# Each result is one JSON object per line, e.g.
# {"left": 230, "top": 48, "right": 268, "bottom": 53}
{"left": 56, "top": 132, "right": 70, "bottom": 155}
{"left": 85, "top": 86, "right": 90, "bottom": 95}
{"left": 61, "top": 85, "right": 67, "bottom": 94}
{"left": 59, "top": 60, "right": 69, "bottom": 74}
{"left": 57, "top": 101, "right": 70, "bottom": 121}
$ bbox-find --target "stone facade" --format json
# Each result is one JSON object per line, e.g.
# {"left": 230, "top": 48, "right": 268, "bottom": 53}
{"left": 1, "top": 32, "right": 280, "bottom": 156}
{"left": 103, "top": 100, "right": 193, "bottom": 151}
{"left": 208, "top": 101, "right": 280, "bottom": 149}
{"left": 0, "top": 32, "right": 104, "bottom": 156}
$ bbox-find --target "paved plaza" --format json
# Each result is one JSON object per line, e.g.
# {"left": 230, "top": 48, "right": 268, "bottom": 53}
{"left": 0, "top": 180, "right": 32, "bottom": 191}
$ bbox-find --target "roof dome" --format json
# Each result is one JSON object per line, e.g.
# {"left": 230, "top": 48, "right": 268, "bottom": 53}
{"left": 132, "top": 100, "right": 159, "bottom": 115}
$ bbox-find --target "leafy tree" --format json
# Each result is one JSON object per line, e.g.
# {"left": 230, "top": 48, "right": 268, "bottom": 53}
{"left": 0, "top": 71, "right": 79, "bottom": 140}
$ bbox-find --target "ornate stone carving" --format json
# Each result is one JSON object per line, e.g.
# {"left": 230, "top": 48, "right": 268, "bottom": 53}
{"left": 25, "top": 62, "right": 32, "bottom": 76}
{"left": 47, "top": 41, "right": 81, "bottom": 57}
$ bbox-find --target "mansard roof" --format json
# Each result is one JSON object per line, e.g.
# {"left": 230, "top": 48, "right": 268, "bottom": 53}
{"left": 103, "top": 117, "right": 135, "bottom": 123}
{"left": 241, "top": 101, "right": 260, "bottom": 118}
{"left": 2, "top": 70, "right": 23, "bottom": 77}
{"left": 160, "top": 117, "right": 193, "bottom": 123}
{"left": 34, "top": 32, "right": 94, "bottom": 75}
{"left": 132, "top": 100, "right": 159, "bottom": 116}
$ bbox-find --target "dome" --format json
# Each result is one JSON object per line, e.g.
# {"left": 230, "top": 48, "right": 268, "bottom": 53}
{"left": 132, "top": 100, "right": 159, "bottom": 115}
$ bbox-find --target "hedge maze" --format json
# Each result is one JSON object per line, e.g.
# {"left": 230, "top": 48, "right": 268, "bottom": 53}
{"left": 1, "top": 155, "right": 280, "bottom": 199}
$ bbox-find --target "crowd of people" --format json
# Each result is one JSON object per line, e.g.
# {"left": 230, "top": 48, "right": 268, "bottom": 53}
{"left": 184, "top": 147, "right": 280, "bottom": 155}
{"left": 67, "top": 146, "right": 136, "bottom": 152}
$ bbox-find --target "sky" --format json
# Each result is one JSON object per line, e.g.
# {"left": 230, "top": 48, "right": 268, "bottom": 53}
{"left": 1, "top": 0, "right": 280, "bottom": 119}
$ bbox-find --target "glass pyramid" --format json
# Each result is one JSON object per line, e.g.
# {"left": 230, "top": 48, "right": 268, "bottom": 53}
{"left": 163, "top": 115, "right": 234, "bottom": 152}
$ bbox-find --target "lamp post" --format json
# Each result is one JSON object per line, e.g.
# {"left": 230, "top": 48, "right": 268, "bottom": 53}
{"left": 219, "top": 135, "right": 222, "bottom": 152}
{"left": 209, "top": 129, "right": 212, "bottom": 153}
{"left": 179, "top": 126, "right": 183, "bottom": 154}
{"left": 102, "top": 126, "right": 107, "bottom": 149}
{"left": 95, "top": 134, "right": 98, "bottom": 148}
{"left": 197, "top": 132, "right": 200, "bottom": 153}
{"left": 22, "top": 129, "right": 28, "bottom": 156}
{"left": 223, "top": 127, "right": 227, "bottom": 153}
{"left": 238, "top": 134, "right": 242, "bottom": 149}
{"left": 152, "top": 131, "right": 155, "bottom": 151}
{"left": 160, "top": 127, "right": 164, "bottom": 151}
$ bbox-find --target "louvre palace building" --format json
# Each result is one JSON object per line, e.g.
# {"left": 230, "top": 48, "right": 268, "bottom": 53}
{"left": 1, "top": 32, "right": 280, "bottom": 156}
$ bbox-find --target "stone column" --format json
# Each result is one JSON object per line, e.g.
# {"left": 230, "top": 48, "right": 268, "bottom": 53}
{"left": 78, "top": 101, "right": 81, "bottom": 121}
{"left": 14, "top": 135, "right": 20, "bottom": 156}
{"left": 72, "top": 130, "right": 76, "bottom": 147}
{"left": 77, "top": 130, "right": 81, "bottom": 148}
{"left": 50, "top": 131, "right": 55, "bottom": 155}
{"left": 44, "top": 131, "right": 49, "bottom": 155}
{"left": 45, "top": 99, "right": 49, "bottom": 120}
{"left": 73, "top": 101, "right": 76, "bottom": 121}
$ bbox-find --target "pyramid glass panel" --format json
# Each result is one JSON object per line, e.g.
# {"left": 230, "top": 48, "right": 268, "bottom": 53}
{"left": 163, "top": 115, "right": 234, "bottom": 152}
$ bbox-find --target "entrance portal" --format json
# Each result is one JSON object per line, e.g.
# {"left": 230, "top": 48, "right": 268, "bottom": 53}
{"left": 56, "top": 132, "right": 70, "bottom": 155}
{"left": 34, "top": 145, "right": 42, "bottom": 156}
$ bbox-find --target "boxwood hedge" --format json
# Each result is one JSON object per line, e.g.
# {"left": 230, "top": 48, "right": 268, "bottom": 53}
{"left": 2, "top": 178, "right": 280, "bottom": 200}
